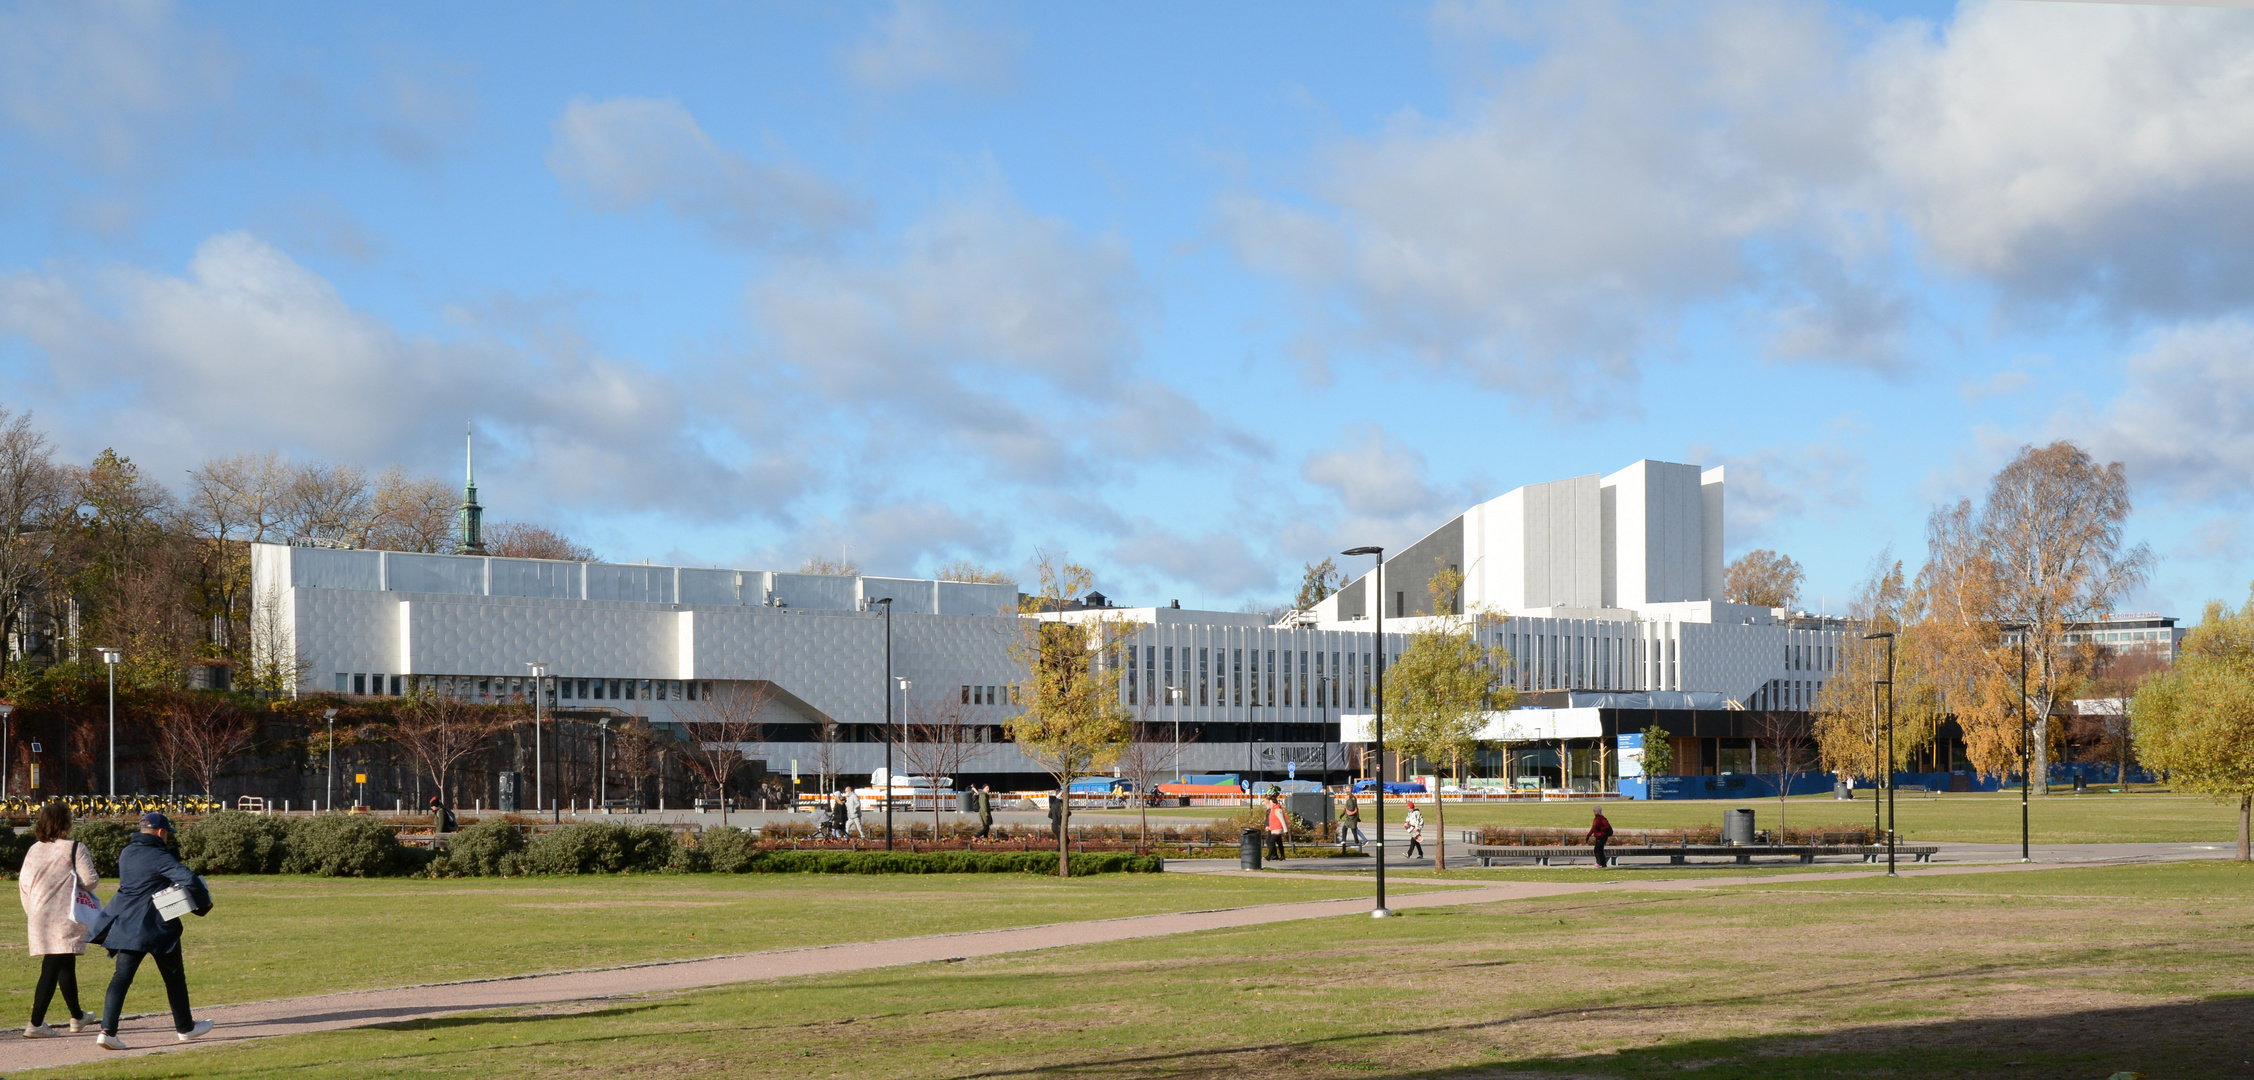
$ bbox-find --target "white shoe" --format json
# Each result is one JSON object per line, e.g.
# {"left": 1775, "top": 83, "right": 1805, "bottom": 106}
{"left": 70, "top": 1011, "right": 95, "bottom": 1033}
{"left": 96, "top": 1032, "right": 128, "bottom": 1050}
{"left": 23, "top": 1023, "right": 59, "bottom": 1038}
{"left": 177, "top": 1019, "right": 214, "bottom": 1042}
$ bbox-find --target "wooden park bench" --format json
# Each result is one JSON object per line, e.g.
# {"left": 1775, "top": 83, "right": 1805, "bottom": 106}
{"left": 1468, "top": 843, "right": 1940, "bottom": 867}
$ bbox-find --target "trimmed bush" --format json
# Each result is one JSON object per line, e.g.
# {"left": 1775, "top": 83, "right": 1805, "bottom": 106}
{"left": 0, "top": 826, "right": 32, "bottom": 875}
{"left": 691, "top": 826, "right": 763, "bottom": 873}
{"left": 716, "top": 849, "right": 1160, "bottom": 876}
{"left": 180, "top": 812, "right": 291, "bottom": 874}
{"left": 74, "top": 820, "right": 134, "bottom": 876}
{"left": 436, "top": 818, "right": 527, "bottom": 877}
{"left": 282, "top": 814, "right": 420, "bottom": 877}
{"left": 519, "top": 823, "right": 675, "bottom": 875}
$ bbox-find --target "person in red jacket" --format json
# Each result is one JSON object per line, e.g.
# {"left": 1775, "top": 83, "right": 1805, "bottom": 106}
{"left": 1264, "top": 795, "right": 1289, "bottom": 862}
{"left": 1584, "top": 808, "right": 1616, "bottom": 868}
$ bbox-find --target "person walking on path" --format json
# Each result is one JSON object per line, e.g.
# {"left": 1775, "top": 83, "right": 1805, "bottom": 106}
{"left": 428, "top": 795, "right": 456, "bottom": 834}
{"left": 1402, "top": 802, "right": 1426, "bottom": 860}
{"left": 18, "top": 801, "right": 99, "bottom": 1038}
{"left": 826, "top": 792, "right": 847, "bottom": 840}
{"left": 1583, "top": 807, "right": 1615, "bottom": 868}
{"left": 975, "top": 785, "right": 994, "bottom": 839}
{"left": 85, "top": 813, "right": 213, "bottom": 1050}
{"left": 1047, "top": 793, "right": 1065, "bottom": 840}
{"left": 845, "top": 789, "right": 866, "bottom": 839}
{"left": 1339, "top": 789, "right": 1366, "bottom": 848}
{"left": 1263, "top": 794, "right": 1289, "bottom": 861}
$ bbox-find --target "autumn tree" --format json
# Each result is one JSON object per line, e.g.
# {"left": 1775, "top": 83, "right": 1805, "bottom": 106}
{"left": 0, "top": 410, "right": 65, "bottom": 678}
{"left": 678, "top": 682, "right": 774, "bottom": 827}
{"left": 484, "top": 522, "right": 595, "bottom": 561}
{"left": 150, "top": 694, "right": 256, "bottom": 798}
{"left": 2131, "top": 587, "right": 2254, "bottom": 861}
{"left": 1813, "top": 555, "right": 1937, "bottom": 782}
{"left": 1726, "top": 549, "right": 1805, "bottom": 609}
{"left": 799, "top": 554, "right": 860, "bottom": 577}
{"left": 933, "top": 559, "right": 1012, "bottom": 584}
{"left": 1920, "top": 443, "right": 2149, "bottom": 793}
{"left": 1638, "top": 724, "right": 1674, "bottom": 776}
{"left": 895, "top": 691, "right": 985, "bottom": 839}
{"left": 1007, "top": 550, "right": 1132, "bottom": 877}
{"left": 1383, "top": 564, "right": 1513, "bottom": 870}
{"left": 1294, "top": 558, "right": 1340, "bottom": 611}
{"left": 390, "top": 692, "right": 519, "bottom": 812}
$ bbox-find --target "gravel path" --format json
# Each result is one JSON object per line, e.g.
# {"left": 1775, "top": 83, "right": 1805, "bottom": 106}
{"left": 0, "top": 856, "right": 2149, "bottom": 1072}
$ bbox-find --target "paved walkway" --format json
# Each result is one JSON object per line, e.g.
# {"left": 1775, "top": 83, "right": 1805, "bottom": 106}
{"left": 1168, "top": 839, "right": 2237, "bottom": 873}
{"left": 0, "top": 854, "right": 2199, "bottom": 1073}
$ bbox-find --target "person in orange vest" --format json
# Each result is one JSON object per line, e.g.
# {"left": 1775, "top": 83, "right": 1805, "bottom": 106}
{"left": 1264, "top": 794, "right": 1289, "bottom": 862}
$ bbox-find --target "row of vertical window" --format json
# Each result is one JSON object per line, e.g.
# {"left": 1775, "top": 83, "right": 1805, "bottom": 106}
{"left": 959, "top": 684, "right": 1019, "bottom": 706}
{"left": 1753, "top": 679, "right": 1823, "bottom": 711}
{"left": 1498, "top": 631, "right": 1673, "bottom": 692}
{"left": 1122, "top": 645, "right": 1385, "bottom": 710}
{"left": 330, "top": 673, "right": 711, "bottom": 703}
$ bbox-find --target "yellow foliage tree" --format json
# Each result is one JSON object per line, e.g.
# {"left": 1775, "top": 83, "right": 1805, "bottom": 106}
{"left": 2131, "top": 587, "right": 2254, "bottom": 862}
{"left": 1382, "top": 564, "right": 1514, "bottom": 870}
{"left": 1007, "top": 551, "right": 1133, "bottom": 877}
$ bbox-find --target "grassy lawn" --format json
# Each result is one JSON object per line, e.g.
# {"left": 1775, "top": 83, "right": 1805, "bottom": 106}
{"left": 0, "top": 872, "right": 1447, "bottom": 1010}
{"left": 41, "top": 862, "right": 2254, "bottom": 1079}
{"left": 1090, "top": 790, "right": 2243, "bottom": 844}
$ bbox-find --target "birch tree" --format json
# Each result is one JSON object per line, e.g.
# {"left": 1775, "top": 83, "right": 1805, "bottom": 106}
{"left": 1382, "top": 565, "right": 1513, "bottom": 870}
{"left": 1814, "top": 555, "right": 1937, "bottom": 781}
{"left": 1919, "top": 443, "right": 2149, "bottom": 792}
{"left": 1006, "top": 551, "right": 1131, "bottom": 877}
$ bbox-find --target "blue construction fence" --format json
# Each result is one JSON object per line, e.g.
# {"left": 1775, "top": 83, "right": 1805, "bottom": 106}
{"left": 1619, "top": 763, "right": 2155, "bottom": 800}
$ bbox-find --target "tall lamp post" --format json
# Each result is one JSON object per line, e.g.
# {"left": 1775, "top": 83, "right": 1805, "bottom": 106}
{"left": 97, "top": 647, "right": 121, "bottom": 797}
{"left": 1863, "top": 631, "right": 1896, "bottom": 876}
{"left": 869, "top": 597, "right": 895, "bottom": 850}
{"left": 526, "top": 662, "right": 552, "bottom": 821}
{"left": 323, "top": 708, "right": 338, "bottom": 812}
{"left": 1343, "top": 545, "right": 1390, "bottom": 918}
{"left": 597, "top": 717, "right": 611, "bottom": 811}
{"left": 1999, "top": 622, "right": 2031, "bottom": 862}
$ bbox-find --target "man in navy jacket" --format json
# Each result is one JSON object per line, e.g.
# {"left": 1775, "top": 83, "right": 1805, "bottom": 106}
{"left": 85, "top": 813, "right": 213, "bottom": 1049}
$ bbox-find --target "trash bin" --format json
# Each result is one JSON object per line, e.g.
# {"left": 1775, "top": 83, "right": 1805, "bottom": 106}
{"left": 2073, "top": 774, "right": 2088, "bottom": 793}
{"left": 496, "top": 771, "right": 521, "bottom": 813}
{"left": 1239, "top": 827, "right": 1263, "bottom": 870}
{"left": 957, "top": 791, "right": 978, "bottom": 812}
{"left": 1835, "top": 780, "right": 1852, "bottom": 800}
{"left": 1724, "top": 808, "right": 1756, "bottom": 846}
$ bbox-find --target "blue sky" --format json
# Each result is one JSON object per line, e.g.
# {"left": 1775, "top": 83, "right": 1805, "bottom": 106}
{"left": 3, "top": 0, "right": 2250, "bottom": 616}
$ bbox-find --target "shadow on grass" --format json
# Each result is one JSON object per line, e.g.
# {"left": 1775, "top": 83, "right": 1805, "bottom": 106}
{"left": 934, "top": 995, "right": 2253, "bottom": 1080}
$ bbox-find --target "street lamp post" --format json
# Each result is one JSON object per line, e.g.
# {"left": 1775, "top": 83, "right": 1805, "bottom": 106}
{"left": 323, "top": 708, "right": 338, "bottom": 813}
{"left": 526, "top": 662, "right": 551, "bottom": 821}
{"left": 97, "top": 648, "right": 121, "bottom": 797}
{"left": 598, "top": 717, "right": 611, "bottom": 811}
{"left": 2000, "top": 623, "right": 2031, "bottom": 862}
{"left": 870, "top": 598, "right": 895, "bottom": 850}
{"left": 1343, "top": 545, "right": 1390, "bottom": 918}
{"left": 1863, "top": 631, "right": 1896, "bottom": 877}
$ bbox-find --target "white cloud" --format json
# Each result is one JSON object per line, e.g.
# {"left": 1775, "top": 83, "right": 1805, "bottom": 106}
{"left": 547, "top": 96, "right": 864, "bottom": 247}
{"left": 1301, "top": 424, "right": 1452, "bottom": 520}
{"left": 0, "top": 232, "right": 783, "bottom": 519}
{"left": 1868, "top": 1, "right": 2254, "bottom": 318}
{"left": 1692, "top": 438, "right": 1865, "bottom": 547}
{"left": 0, "top": 0, "right": 234, "bottom": 171}
{"left": 1108, "top": 519, "right": 1278, "bottom": 599}
{"left": 2070, "top": 318, "right": 2254, "bottom": 504}
{"left": 843, "top": 0, "right": 1023, "bottom": 94}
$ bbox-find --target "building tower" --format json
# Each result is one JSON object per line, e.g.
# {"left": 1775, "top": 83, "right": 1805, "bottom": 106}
{"left": 456, "top": 426, "right": 486, "bottom": 555}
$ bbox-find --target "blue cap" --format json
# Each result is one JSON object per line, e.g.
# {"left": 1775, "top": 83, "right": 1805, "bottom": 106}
{"left": 140, "top": 812, "right": 172, "bottom": 831}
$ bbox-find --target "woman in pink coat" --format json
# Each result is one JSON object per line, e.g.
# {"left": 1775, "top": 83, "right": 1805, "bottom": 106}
{"left": 17, "top": 801, "right": 100, "bottom": 1037}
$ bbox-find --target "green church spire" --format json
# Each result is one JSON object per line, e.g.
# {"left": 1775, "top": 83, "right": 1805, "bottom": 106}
{"left": 456, "top": 424, "right": 486, "bottom": 555}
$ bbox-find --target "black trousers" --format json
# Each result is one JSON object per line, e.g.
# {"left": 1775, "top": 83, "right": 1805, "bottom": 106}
{"left": 1593, "top": 838, "right": 1608, "bottom": 867}
{"left": 31, "top": 953, "right": 82, "bottom": 1027}
{"left": 1265, "top": 832, "right": 1286, "bottom": 860}
{"left": 1405, "top": 834, "right": 1424, "bottom": 858}
{"left": 103, "top": 947, "right": 194, "bottom": 1035}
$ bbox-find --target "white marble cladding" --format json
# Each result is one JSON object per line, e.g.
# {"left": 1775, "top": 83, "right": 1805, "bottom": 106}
{"left": 1480, "top": 613, "right": 1842, "bottom": 706}
{"left": 262, "top": 543, "right": 1016, "bottom": 614}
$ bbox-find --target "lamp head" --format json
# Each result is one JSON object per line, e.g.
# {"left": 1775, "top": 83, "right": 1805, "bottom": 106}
{"left": 1998, "top": 622, "right": 2028, "bottom": 633}
{"left": 0, "top": 704, "right": 12, "bottom": 719}
{"left": 1862, "top": 632, "right": 1894, "bottom": 641}
{"left": 1342, "top": 546, "right": 1382, "bottom": 557}
{"left": 323, "top": 708, "right": 339, "bottom": 721}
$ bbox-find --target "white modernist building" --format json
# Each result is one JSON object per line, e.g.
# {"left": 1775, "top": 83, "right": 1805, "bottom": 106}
{"left": 252, "top": 457, "right": 1844, "bottom": 790}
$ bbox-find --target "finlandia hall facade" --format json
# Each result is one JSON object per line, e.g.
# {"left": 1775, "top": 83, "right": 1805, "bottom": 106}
{"left": 252, "top": 459, "right": 1845, "bottom": 794}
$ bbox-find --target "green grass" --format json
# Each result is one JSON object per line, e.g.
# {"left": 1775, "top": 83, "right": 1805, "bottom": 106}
{"left": 0, "top": 871, "right": 1446, "bottom": 1010}
{"left": 1090, "top": 789, "right": 2243, "bottom": 843}
{"left": 42, "top": 861, "right": 2254, "bottom": 1079}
